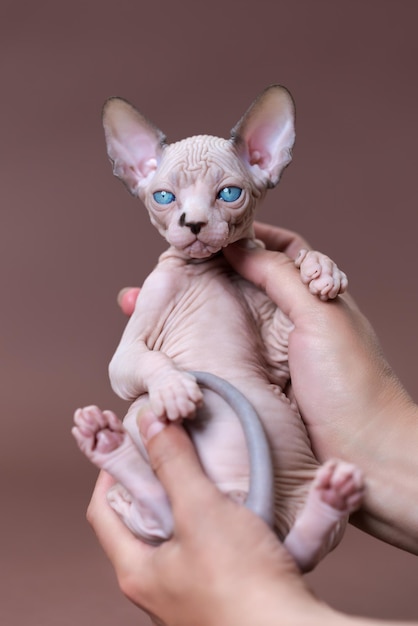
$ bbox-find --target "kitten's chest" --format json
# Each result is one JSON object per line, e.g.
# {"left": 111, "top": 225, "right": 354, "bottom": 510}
{"left": 159, "top": 267, "right": 250, "bottom": 337}
{"left": 153, "top": 261, "right": 276, "bottom": 369}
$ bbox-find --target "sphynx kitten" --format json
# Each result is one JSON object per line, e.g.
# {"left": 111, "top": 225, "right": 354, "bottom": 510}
{"left": 73, "top": 85, "right": 364, "bottom": 572}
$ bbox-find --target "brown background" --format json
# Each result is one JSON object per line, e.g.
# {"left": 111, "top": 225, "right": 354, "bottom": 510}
{"left": 2, "top": 1, "right": 418, "bottom": 624}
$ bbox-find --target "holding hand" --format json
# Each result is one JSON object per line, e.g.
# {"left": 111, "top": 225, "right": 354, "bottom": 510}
{"left": 223, "top": 222, "right": 418, "bottom": 553}
{"left": 88, "top": 414, "right": 318, "bottom": 626}
{"left": 88, "top": 409, "right": 413, "bottom": 626}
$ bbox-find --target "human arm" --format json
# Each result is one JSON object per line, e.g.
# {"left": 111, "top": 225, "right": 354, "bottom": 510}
{"left": 223, "top": 223, "right": 418, "bottom": 554}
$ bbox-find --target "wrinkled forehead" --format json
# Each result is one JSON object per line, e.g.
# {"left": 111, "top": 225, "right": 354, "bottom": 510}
{"left": 158, "top": 135, "right": 248, "bottom": 186}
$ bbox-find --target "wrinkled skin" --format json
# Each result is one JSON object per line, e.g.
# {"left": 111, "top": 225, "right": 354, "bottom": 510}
{"left": 73, "top": 86, "right": 362, "bottom": 572}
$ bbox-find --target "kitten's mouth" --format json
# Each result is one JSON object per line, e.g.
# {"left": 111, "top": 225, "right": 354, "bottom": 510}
{"left": 168, "top": 225, "right": 233, "bottom": 259}
{"left": 185, "top": 238, "right": 222, "bottom": 259}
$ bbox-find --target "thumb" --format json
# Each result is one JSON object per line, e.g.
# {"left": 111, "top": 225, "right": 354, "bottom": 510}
{"left": 224, "top": 241, "right": 321, "bottom": 321}
{"left": 139, "top": 408, "right": 218, "bottom": 519}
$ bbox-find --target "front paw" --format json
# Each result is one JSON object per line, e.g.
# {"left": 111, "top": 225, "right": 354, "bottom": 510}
{"left": 149, "top": 370, "right": 204, "bottom": 420}
{"left": 295, "top": 249, "right": 348, "bottom": 300}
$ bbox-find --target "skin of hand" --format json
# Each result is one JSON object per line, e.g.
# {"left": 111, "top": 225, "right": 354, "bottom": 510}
{"left": 88, "top": 410, "right": 407, "bottom": 626}
{"left": 222, "top": 222, "right": 418, "bottom": 554}
{"left": 117, "top": 286, "right": 141, "bottom": 317}
{"left": 118, "top": 221, "right": 418, "bottom": 554}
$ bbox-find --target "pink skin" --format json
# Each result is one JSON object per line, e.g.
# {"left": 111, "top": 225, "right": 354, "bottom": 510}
{"left": 73, "top": 406, "right": 125, "bottom": 454}
{"left": 295, "top": 249, "right": 348, "bottom": 300}
{"left": 73, "top": 405, "right": 174, "bottom": 542}
{"left": 73, "top": 405, "right": 364, "bottom": 570}
{"left": 117, "top": 287, "right": 141, "bottom": 317}
{"left": 283, "top": 459, "right": 364, "bottom": 571}
{"left": 74, "top": 85, "right": 362, "bottom": 573}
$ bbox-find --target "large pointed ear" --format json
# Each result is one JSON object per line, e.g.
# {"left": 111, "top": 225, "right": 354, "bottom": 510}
{"left": 102, "top": 97, "right": 166, "bottom": 195}
{"left": 231, "top": 85, "right": 295, "bottom": 188}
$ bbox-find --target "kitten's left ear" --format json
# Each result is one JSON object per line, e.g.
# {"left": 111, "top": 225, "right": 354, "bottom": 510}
{"left": 102, "top": 97, "right": 166, "bottom": 195}
{"left": 231, "top": 85, "right": 295, "bottom": 188}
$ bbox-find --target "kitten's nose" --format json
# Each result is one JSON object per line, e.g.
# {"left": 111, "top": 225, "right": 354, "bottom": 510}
{"left": 179, "top": 213, "right": 206, "bottom": 235}
{"left": 187, "top": 221, "right": 205, "bottom": 235}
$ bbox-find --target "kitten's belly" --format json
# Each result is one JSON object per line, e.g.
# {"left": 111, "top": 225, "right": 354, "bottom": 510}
{"left": 184, "top": 378, "right": 319, "bottom": 538}
{"left": 157, "top": 277, "right": 316, "bottom": 475}
{"left": 151, "top": 274, "right": 319, "bottom": 534}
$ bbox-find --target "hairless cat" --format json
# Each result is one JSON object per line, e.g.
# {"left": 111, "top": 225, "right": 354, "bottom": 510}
{"left": 73, "top": 85, "right": 364, "bottom": 572}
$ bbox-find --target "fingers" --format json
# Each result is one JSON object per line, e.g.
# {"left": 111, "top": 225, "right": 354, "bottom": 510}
{"left": 87, "top": 471, "right": 154, "bottom": 572}
{"left": 117, "top": 287, "right": 141, "bottom": 316}
{"left": 253, "top": 221, "right": 311, "bottom": 259}
{"left": 224, "top": 241, "right": 321, "bottom": 320}
{"left": 88, "top": 407, "right": 220, "bottom": 560}
{"left": 139, "top": 408, "right": 220, "bottom": 524}
{"left": 117, "top": 225, "right": 308, "bottom": 317}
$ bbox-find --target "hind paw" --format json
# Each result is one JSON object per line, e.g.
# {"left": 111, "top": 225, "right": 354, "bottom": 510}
{"left": 72, "top": 405, "right": 126, "bottom": 461}
{"left": 313, "top": 459, "right": 364, "bottom": 514}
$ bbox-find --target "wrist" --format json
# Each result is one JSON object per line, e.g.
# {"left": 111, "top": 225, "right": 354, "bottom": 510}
{"left": 209, "top": 572, "right": 339, "bottom": 626}
{"left": 341, "top": 390, "right": 418, "bottom": 553}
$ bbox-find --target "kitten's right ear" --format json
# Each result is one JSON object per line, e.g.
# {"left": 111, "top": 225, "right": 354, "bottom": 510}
{"left": 231, "top": 85, "right": 295, "bottom": 188}
{"left": 102, "top": 98, "right": 166, "bottom": 195}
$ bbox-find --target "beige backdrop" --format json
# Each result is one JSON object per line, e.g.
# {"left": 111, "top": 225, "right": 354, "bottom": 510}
{"left": 2, "top": 1, "right": 418, "bottom": 624}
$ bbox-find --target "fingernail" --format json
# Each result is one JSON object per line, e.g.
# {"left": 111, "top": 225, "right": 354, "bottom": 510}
{"left": 227, "top": 238, "right": 258, "bottom": 252}
{"left": 117, "top": 287, "right": 132, "bottom": 306}
{"left": 237, "top": 238, "right": 258, "bottom": 250}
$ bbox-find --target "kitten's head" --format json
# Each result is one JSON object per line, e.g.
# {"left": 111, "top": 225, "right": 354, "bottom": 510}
{"left": 102, "top": 86, "right": 295, "bottom": 260}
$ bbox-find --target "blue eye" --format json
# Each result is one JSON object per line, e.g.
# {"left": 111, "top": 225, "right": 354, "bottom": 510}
{"left": 153, "top": 190, "right": 176, "bottom": 205}
{"left": 217, "top": 186, "right": 242, "bottom": 202}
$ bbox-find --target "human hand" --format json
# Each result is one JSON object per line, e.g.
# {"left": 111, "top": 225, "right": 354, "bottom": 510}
{"left": 223, "top": 222, "right": 418, "bottom": 553}
{"left": 87, "top": 410, "right": 330, "bottom": 626}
